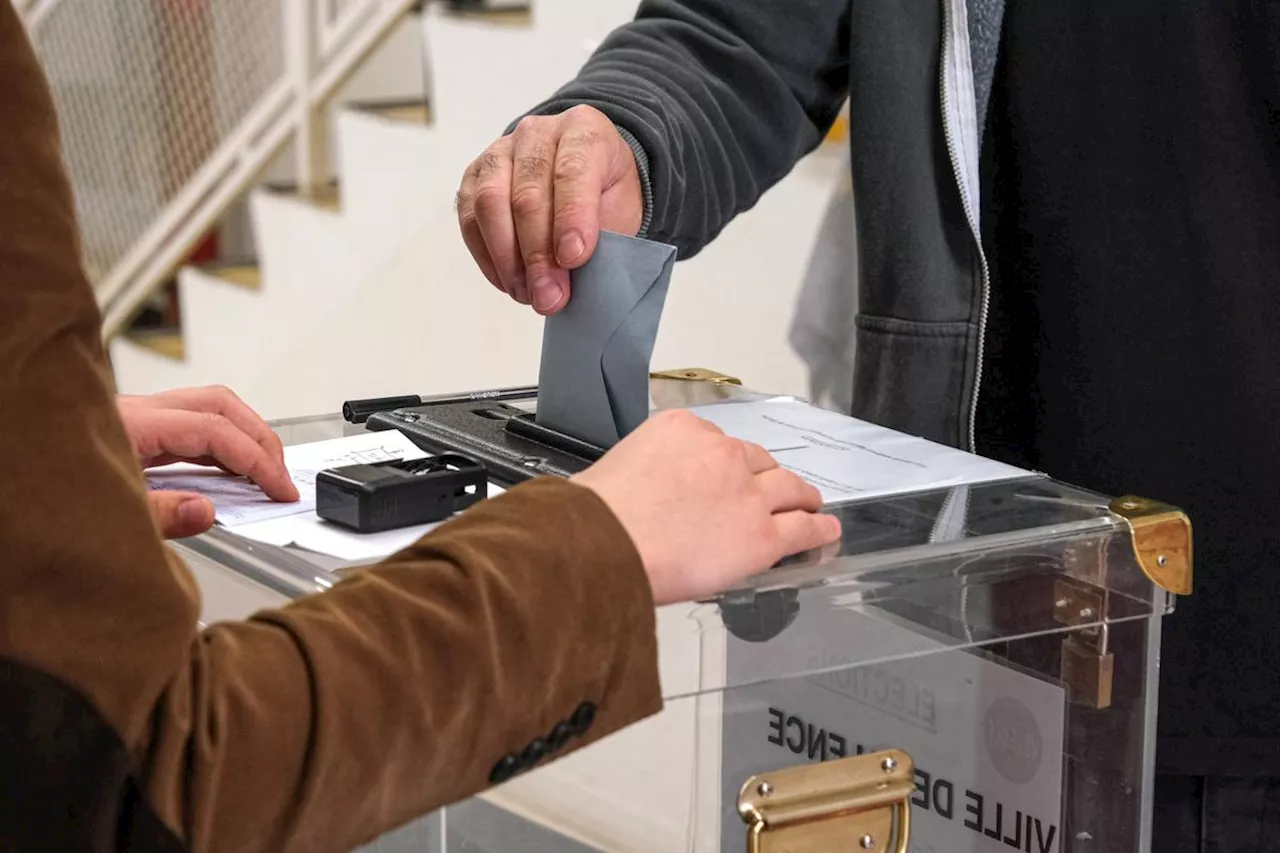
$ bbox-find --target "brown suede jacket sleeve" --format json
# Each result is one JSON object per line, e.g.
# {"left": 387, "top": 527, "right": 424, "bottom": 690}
{"left": 0, "top": 8, "right": 661, "bottom": 853}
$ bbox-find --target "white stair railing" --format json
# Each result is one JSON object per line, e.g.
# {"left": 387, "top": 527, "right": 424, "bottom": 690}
{"left": 17, "top": 0, "right": 418, "bottom": 338}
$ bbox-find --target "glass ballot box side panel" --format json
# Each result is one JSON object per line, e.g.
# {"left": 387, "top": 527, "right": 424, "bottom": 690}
{"left": 440, "top": 480, "right": 1167, "bottom": 853}
{"left": 176, "top": 407, "right": 1174, "bottom": 853}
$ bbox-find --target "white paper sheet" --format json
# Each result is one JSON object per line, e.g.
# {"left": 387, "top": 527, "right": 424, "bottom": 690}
{"left": 231, "top": 483, "right": 506, "bottom": 560}
{"left": 146, "top": 431, "right": 429, "bottom": 526}
{"left": 689, "top": 398, "right": 1031, "bottom": 503}
{"left": 146, "top": 431, "right": 507, "bottom": 561}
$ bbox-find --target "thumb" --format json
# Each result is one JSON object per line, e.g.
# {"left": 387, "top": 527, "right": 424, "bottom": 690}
{"left": 551, "top": 144, "right": 607, "bottom": 273}
{"left": 147, "top": 491, "right": 216, "bottom": 540}
{"left": 551, "top": 110, "right": 638, "bottom": 272}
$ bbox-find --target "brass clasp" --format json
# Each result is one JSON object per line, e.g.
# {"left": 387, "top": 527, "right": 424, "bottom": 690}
{"left": 738, "top": 750, "right": 915, "bottom": 853}
{"left": 649, "top": 368, "right": 742, "bottom": 385}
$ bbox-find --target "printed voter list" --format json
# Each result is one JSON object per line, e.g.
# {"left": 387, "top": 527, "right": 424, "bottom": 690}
{"left": 691, "top": 398, "right": 1030, "bottom": 503}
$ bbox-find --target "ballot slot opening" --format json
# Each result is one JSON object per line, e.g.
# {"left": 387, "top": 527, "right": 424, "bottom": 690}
{"left": 367, "top": 399, "right": 602, "bottom": 484}
{"left": 505, "top": 412, "right": 606, "bottom": 462}
{"left": 470, "top": 405, "right": 520, "bottom": 421}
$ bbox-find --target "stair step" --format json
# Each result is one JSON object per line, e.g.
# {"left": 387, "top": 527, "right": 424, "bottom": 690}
{"left": 116, "top": 257, "right": 262, "bottom": 364}
{"left": 196, "top": 259, "right": 263, "bottom": 291}
{"left": 442, "top": 2, "right": 533, "bottom": 26}
{"left": 126, "top": 328, "right": 186, "bottom": 362}
{"left": 263, "top": 179, "right": 343, "bottom": 213}
{"left": 348, "top": 97, "right": 432, "bottom": 126}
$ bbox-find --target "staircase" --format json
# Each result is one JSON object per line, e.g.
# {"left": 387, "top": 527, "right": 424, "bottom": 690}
{"left": 106, "top": 2, "right": 848, "bottom": 421}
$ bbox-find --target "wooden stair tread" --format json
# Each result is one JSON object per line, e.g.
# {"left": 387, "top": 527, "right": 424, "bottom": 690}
{"left": 263, "top": 180, "right": 343, "bottom": 213}
{"left": 126, "top": 329, "right": 185, "bottom": 361}
{"left": 202, "top": 263, "right": 263, "bottom": 290}
{"left": 443, "top": 4, "right": 533, "bottom": 26}
{"left": 349, "top": 98, "right": 432, "bottom": 125}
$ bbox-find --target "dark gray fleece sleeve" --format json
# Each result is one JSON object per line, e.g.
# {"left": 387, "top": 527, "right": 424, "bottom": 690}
{"left": 518, "top": 0, "right": 852, "bottom": 259}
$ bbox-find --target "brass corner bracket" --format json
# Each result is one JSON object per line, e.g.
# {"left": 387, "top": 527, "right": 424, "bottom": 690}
{"left": 650, "top": 367, "right": 742, "bottom": 385}
{"left": 738, "top": 750, "right": 915, "bottom": 853}
{"left": 1109, "top": 495, "right": 1194, "bottom": 595}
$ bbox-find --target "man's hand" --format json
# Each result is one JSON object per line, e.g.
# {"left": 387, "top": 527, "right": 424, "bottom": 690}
{"left": 117, "top": 386, "right": 300, "bottom": 539}
{"left": 572, "top": 410, "right": 842, "bottom": 605}
{"left": 456, "top": 105, "right": 644, "bottom": 315}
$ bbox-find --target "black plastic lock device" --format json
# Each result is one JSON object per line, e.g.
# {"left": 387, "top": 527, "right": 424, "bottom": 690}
{"left": 316, "top": 454, "right": 488, "bottom": 533}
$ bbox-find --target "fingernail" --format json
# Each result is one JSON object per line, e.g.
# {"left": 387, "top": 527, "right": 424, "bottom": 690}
{"left": 179, "top": 498, "right": 211, "bottom": 529}
{"left": 512, "top": 271, "right": 531, "bottom": 304}
{"left": 557, "top": 231, "right": 586, "bottom": 265}
{"left": 531, "top": 276, "right": 563, "bottom": 313}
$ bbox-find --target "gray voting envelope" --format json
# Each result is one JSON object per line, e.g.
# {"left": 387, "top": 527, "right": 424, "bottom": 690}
{"left": 536, "top": 231, "right": 677, "bottom": 448}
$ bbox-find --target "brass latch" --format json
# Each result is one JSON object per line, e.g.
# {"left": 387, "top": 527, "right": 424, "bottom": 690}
{"left": 1053, "top": 578, "right": 1114, "bottom": 710}
{"left": 649, "top": 367, "right": 742, "bottom": 385}
{"left": 737, "top": 750, "right": 914, "bottom": 853}
{"left": 1109, "top": 495, "right": 1193, "bottom": 595}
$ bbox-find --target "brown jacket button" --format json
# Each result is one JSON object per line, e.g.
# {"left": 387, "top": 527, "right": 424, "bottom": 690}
{"left": 570, "top": 701, "right": 597, "bottom": 735}
{"left": 522, "top": 736, "right": 549, "bottom": 766}
{"left": 548, "top": 721, "right": 574, "bottom": 750}
{"left": 489, "top": 753, "right": 520, "bottom": 785}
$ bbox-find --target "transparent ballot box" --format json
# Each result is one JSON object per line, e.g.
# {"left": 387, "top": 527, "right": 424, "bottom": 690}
{"left": 175, "top": 384, "right": 1189, "bottom": 853}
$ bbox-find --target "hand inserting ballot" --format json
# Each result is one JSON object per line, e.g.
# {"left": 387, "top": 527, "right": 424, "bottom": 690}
{"left": 456, "top": 105, "right": 643, "bottom": 315}
{"left": 573, "top": 409, "right": 843, "bottom": 605}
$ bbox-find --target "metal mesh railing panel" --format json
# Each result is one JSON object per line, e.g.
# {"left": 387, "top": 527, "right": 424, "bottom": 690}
{"left": 28, "top": 1, "right": 286, "bottom": 284}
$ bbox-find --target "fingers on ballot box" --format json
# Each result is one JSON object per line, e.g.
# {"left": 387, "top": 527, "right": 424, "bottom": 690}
{"left": 173, "top": 373, "right": 1190, "bottom": 853}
